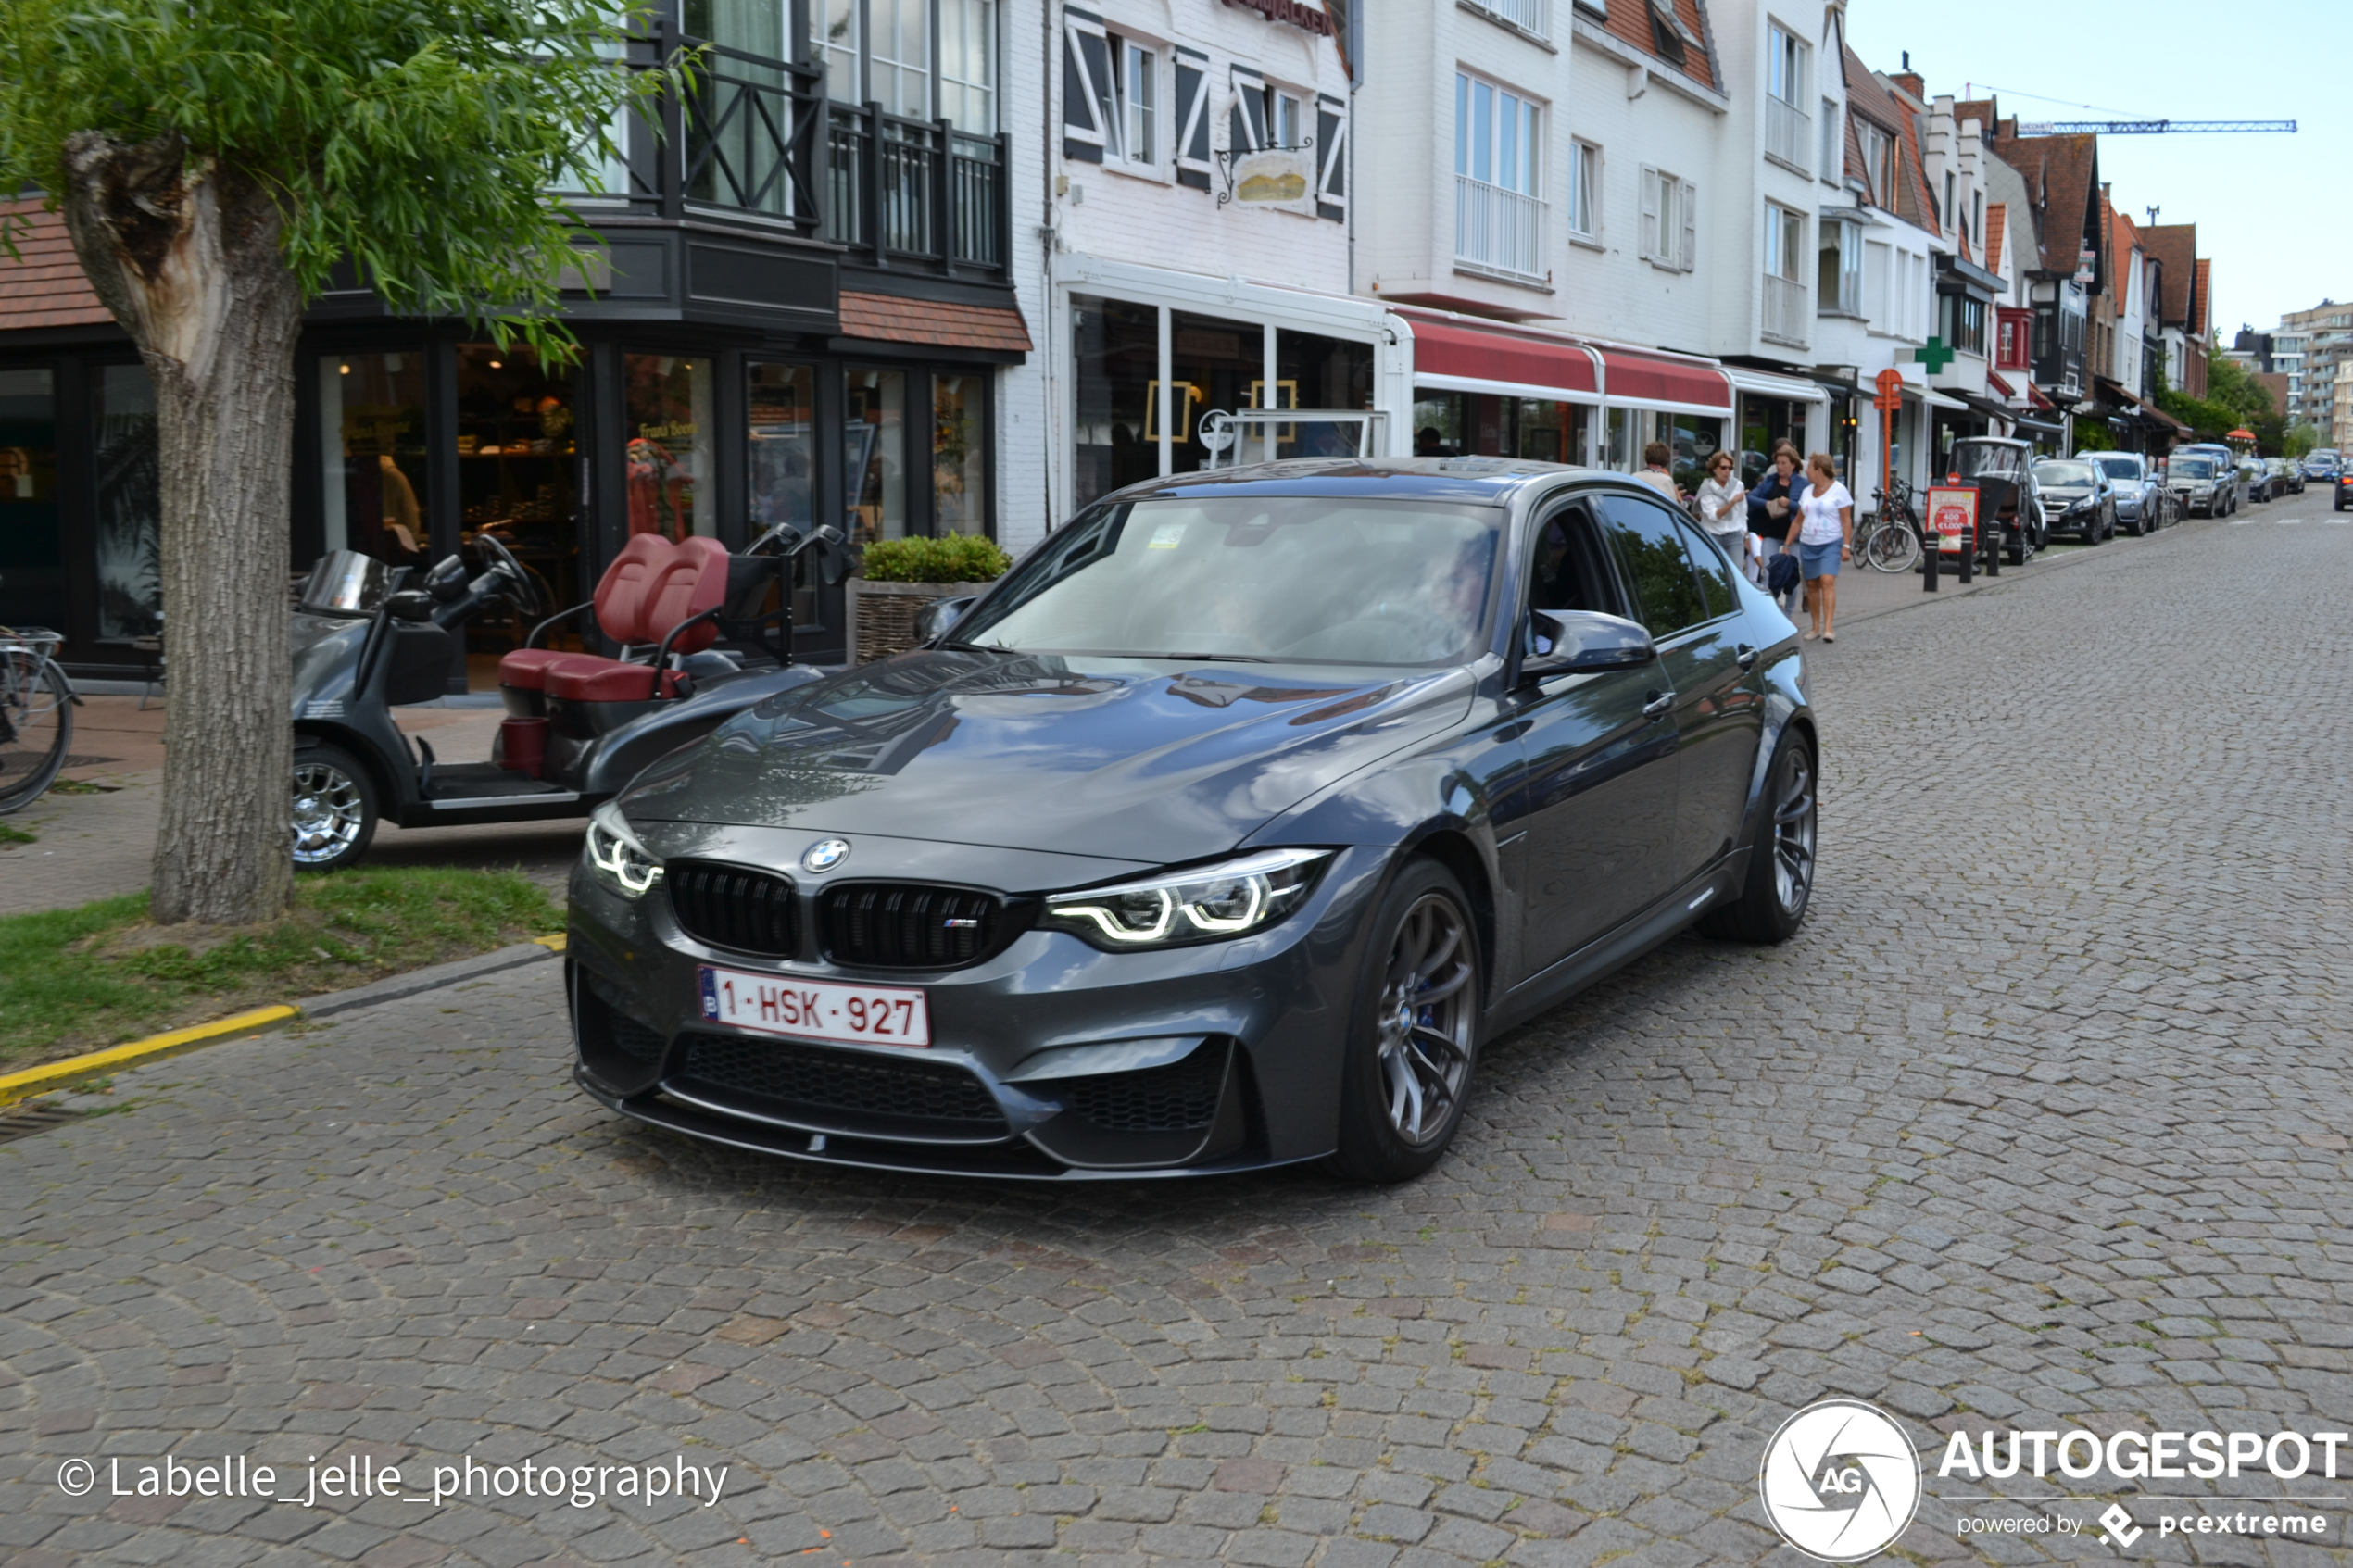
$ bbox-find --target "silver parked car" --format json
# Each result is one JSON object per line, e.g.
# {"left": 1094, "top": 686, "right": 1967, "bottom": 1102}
{"left": 2079, "top": 451, "right": 2164, "bottom": 535}
{"left": 2164, "top": 455, "right": 2229, "bottom": 517}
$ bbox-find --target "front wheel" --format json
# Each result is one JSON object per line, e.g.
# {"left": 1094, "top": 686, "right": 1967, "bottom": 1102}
{"left": 0, "top": 652, "right": 72, "bottom": 815}
{"left": 1328, "top": 859, "right": 1483, "bottom": 1184}
{"left": 1865, "top": 521, "right": 1920, "bottom": 572}
{"left": 292, "top": 741, "right": 380, "bottom": 871}
{"left": 1700, "top": 731, "right": 1818, "bottom": 944}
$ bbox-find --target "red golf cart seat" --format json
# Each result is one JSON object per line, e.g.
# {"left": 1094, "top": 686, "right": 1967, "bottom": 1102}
{"left": 499, "top": 533, "right": 729, "bottom": 700}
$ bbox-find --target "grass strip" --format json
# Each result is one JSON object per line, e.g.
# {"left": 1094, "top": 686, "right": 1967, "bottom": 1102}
{"left": 0, "top": 867, "right": 561, "bottom": 1073}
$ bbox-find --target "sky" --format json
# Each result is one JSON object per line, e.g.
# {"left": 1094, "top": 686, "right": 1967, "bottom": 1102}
{"left": 1845, "top": 0, "right": 2347, "bottom": 338}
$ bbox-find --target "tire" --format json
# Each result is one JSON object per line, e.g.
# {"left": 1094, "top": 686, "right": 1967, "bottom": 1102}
{"left": 0, "top": 652, "right": 73, "bottom": 815}
{"left": 1866, "top": 522, "right": 1919, "bottom": 573}
{"left": 1699, "top": 730, "right": 1818, "bottom": 945}
{"left": 292, "top": 741, "right": 380, "bottom": 872}
{"left": 1328, "top": 858, "right": 1483, "bottom": 1184}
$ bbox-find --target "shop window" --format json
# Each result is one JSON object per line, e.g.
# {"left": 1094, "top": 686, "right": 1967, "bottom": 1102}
{"left": 92, "top": 365, "right": 160, "bottom": 639}
{"left": 321, "top": 351, "right": 429, "bottom": 566}
{"left": 1071, "top": 294, "right": 1156, "bottom": 507}
{"left": 846, "top": 368, "right": 907, "bottom": 543}
{"left": 0, "top": 369, "right": 60, "bottom": 634}
{"left": 1516, "top": 400, "right": 1589, "bottom": 465}
{"left": 1412, "top": 394, "right": 1466, "bottom": 457}
{"left": 1168, "top": 310, "right": 1264, "bottom": 474}
{"left": 748, "top": 361, "right": 817, "bottom": 531}
{"left": 456, "top": 345, "right": 579, "bottom": 653}
{"left": 933, "top": 373, "right": 987, "bottom": 535}
{"left": 1275, "top": 329, "right": 1372, "bottom": 457}
{"left": 623, "top": 354, "right": 713, "bottom": 542}
{"left": 1663, "top": 414, "right": 1725, "bottom": 496}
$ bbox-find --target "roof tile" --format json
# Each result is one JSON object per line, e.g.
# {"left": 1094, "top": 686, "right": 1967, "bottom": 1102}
{"left": 0, "top": 202, "right": 112, "bottom": 332}
{"left": 837, "top": 291, "right": 1031, "bottom": 353}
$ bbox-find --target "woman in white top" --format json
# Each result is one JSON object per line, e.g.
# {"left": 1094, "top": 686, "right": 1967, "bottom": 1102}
{"left": 1694, "top": 451, "right": 1746, "bottom": 556}
{"left": 1782, "top": 451, "right": 1854, "bottom": 642}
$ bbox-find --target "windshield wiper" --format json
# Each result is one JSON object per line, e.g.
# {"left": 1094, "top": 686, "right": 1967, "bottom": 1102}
{"left": 937, "top": 639, "right": 1023, "bottom": 655}
{"left": 1161, "top": 652, "right": 1271, "bottom": 662}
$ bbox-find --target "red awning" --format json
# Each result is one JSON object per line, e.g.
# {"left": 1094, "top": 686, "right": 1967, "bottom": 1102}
{"left": 1598, "top": 349, "right": 1731, "bottom": 411}
{"left": 1405, "top": 315, "right": 1598, "bottom": 396}
{"left": 1986, "top": 370, "right": 2016, "bottom": 397}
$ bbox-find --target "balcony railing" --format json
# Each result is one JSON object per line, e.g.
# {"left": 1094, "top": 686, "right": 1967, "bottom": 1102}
{"left": 1765, "top": 95, "right": 1811, "bottom": 172}
{"left": 566, "top": 29, "right": 1009, "bottom": 278}
{"left": 1467, "top": 0, "right": 1551, "bottom": 38}
{"left": 1762, "top": 273, "right": 1808, "bottom": 346}
{"left": 1455, "top": 176, "right": 1547, "bottom": 285}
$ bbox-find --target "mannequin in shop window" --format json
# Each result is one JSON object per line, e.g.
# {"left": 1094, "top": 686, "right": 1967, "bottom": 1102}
{"left": 377, "top": 454, "right": 423, "bottom": 559}
{"left": 626, "top": 435, "right": 694, "bottom": 542}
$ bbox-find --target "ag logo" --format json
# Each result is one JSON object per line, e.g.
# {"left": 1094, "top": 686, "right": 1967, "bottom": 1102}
{"left": 1757, "top": 1399, "right": 1921, "bottom": 1562}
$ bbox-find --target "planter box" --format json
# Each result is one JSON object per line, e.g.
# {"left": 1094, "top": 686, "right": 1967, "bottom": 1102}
{"left": 845, "top": 577, "right": 995, "bottom": 665}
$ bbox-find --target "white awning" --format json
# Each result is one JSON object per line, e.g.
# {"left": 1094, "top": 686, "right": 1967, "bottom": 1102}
{"left": 1724, "top": 367, "right": 1829, "bottom": 405}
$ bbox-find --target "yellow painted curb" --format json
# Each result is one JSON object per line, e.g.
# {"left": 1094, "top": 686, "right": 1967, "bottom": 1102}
{"left": 0, "top": 1005, "right": 301, "bottom": 1109}
{"left": 535, "top": 933, "right": 568, "bottom": 952}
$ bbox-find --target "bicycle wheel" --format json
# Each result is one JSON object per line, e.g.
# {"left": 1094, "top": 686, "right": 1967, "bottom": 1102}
{"left": 1867, "top": 517, "right": 1921, "bottom": 572}
{"left": 0, "top": 651, "right": 72, "bottom": 814}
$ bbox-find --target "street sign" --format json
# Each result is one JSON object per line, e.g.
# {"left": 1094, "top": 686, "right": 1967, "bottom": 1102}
{"left": 1873, "top": 368, "right": 1906, "bottom": 413}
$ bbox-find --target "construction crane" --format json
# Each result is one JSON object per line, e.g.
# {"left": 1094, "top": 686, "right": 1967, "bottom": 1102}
{"left": 2013, "top": 119, "right": 2296, "bottom": 136}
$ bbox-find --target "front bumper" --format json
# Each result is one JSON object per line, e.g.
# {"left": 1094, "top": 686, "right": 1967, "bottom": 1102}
{"left": 563, "top": 831, "right": 1392, "bottom": 1179}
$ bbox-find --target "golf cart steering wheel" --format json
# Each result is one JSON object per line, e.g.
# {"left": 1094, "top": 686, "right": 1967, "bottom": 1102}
{"left": 472, "top": 531, "right": 546, "bottom": 618}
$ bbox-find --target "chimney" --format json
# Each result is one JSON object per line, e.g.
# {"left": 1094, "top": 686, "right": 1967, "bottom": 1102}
{"left": 1893, "top": 49, "right": 1925, "bottom": 101}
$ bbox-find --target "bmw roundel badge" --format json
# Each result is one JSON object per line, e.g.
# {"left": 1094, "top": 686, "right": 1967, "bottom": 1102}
{"left": 800, "top": 837, "right": 851, "bottom": 873}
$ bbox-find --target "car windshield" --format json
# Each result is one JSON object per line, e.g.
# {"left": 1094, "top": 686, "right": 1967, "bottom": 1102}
{"left": 953, "top": 496, "right": 1504, "bottom": 666}
{"left": 2094, "top": 457, "right": 2140, "bottom": 479}
{"left": 2034, "top": 461, "right": 2096, "bottom": 487}
{"left": 2172, "top": 458, "right": 2214, "bottom": 479}
{"left": 1953, "top": 444, "right": 2024, "bottom": 479}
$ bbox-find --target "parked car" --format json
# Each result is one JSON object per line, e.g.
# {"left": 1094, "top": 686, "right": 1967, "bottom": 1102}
{"left": 1950, "top": 437, "right": 2049, "bottom": 562}
{"left": 2080, "top": 451, "right": 2163, "bottom": 535}
{"left": 2239, "top": 458, "right": 2274, "bottom": 503}
{"left": 2032, "top": 458, "right": 2116, "bottom": 542}
{"left": 2270, "top": 457, "right": 2304, "bottom": 495}
{"left": 2337, "top": 470, "right": 2353, "bottom": 512}
{"left": 2176, "top": 444, "right": 2242, "bottom": 512}
{"left": 565, "top": 459, "right": 1819, "bottom": 1182}
{"left": 2167, "top": 455, "right": 2231, "bottom": 516}
{"left": 2303, "top": 448, "right": 2339, "bottom": 483}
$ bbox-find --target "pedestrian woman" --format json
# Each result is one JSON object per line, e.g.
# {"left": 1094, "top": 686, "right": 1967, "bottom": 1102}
{"left": 1747, "top": 444, "right": 1801, "bottom": 608}
{"left": 1785, "top": 451, "right": 1854, "bottom": 642}
{"left": 1695, "top": 450, "right": 1747, "bottom": 568}
{"left": 1634, "top": 441, "right": 1682, "bottom": 503}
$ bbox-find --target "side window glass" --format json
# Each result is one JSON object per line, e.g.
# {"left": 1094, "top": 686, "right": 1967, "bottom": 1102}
{"left": 1525, "top": 503, "right": 1618, "bottom": 618}
{"left": 1675, "top": 516, "right": 1738, "bottom": 621}
{"left": 1596, "top": 494, "right": 1703, "bottom": 639}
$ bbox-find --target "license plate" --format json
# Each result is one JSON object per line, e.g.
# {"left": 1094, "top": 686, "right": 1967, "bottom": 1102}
{"left": 698, "top": 966, "right": 931, "bottom": 1047}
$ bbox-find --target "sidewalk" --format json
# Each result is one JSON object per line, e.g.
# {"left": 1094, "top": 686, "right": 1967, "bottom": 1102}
{"left": 2, "top": 698, "right": 585, "bottom": 916}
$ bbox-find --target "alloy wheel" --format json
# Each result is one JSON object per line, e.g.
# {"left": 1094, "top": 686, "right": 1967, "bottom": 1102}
{"left": 292, "top": 759, "right": 367, "bottom": 865}
{"left": 1374, "top": 893, "right": 1476, "bottom": 1148}
{"left": 1772, "top": 749, "right": 1818, "bottom": 917}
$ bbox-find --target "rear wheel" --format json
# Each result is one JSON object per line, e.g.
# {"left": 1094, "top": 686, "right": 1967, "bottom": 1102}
{"left": 1865, "top": 521, "right": 1919, "bottom": 572}
{"left": 1328, "top": 859, "right": 1482, "bottom": 1184}
{"left": 292, "top": 741, "right": 380, "bottom": 872}
{"left": 0, "top": 650, "right": 72, "bottom": 815}
{"left": 1700, "top": 731, "right": 1818, "bottom": 944}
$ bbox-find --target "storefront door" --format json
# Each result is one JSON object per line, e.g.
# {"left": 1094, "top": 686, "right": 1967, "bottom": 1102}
{"left": 0, "top": 369, "right": 61, "bottom": 634}
{"left": 454, "top": 345, "right": 585, "bottom": 683}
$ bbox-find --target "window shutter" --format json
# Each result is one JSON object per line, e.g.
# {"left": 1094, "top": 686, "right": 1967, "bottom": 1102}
{"left": 1680, "top": 179, "right": 1696, "bottom": 271}
{"left": 1229, "top": 65, "right": 1266, "bottom": 154}
{"left": 1637, "top": 166, "right": 1659, "bottom": 263}
{"left": 1175, "top": 48, "right": 1213, "bottom": 190}
{"left": 1063, "top": 14, "right": 1110, "bottom": 162}
{"left": 1315, "top": 95, "right": 1348, "bottom": 221}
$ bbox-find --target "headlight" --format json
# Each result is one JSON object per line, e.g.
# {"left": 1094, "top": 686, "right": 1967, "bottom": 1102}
{"left": 586, "top": 801, "right": 663, "bottom": 898}
{"left": 1043, "top": 847, "right": 1330, "bottom": 949}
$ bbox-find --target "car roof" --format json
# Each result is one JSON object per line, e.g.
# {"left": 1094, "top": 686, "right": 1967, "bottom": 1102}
{"left": 1104, "top": 456, "right": 1594, "bottom": 506}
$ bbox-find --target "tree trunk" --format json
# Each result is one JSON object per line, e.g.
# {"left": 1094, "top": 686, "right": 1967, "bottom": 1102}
{"left": 61, "top": 133, "right": 303, "bottom": 926}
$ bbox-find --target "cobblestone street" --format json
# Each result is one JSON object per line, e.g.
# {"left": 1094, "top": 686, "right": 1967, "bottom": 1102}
{"left": 5, "top": 502, "right": 2350, "bottom": 1567}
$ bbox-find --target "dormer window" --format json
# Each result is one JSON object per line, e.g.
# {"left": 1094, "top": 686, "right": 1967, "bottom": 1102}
{"left": 1647, "top": 0, "right": 1687, "bottom": 66}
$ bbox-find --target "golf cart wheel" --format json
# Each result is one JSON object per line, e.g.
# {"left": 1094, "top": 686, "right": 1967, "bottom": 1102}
{"left": 292, "top": 742, "right": 380, "bottom": 872}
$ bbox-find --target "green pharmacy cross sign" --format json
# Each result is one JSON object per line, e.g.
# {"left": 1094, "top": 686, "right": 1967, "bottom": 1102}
{"left": 1915, "top": 336, "right": 1957, "bottom": 374}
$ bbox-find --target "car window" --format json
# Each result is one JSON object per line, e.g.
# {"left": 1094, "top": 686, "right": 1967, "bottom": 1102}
{"left": 1954, "top": 444, "right": 2023, "bottom": 480}
{"left": 2172, "top": 458, "right": 2212, "bottom": 478}
{"left": 1526, "top": 503, "right": 1623, "bottom": 619}
{"left": 1595, "top": 494, "right": 1705, "bottom": 640}
{"left": 2034, "top": 460, "right": 2096, "bottom": 486}
{"left": 2094, "top": 457, "right": 2139, "bottom": 479}
{"left": 1675, "top": 516, "right": 1739, "bottom": 621}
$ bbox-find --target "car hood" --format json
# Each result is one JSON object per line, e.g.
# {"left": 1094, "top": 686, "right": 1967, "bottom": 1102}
{"left": 620, "top": 648, "right": 1478, "bottom": 863}
{"left": 2043, "top": 485, "right": 2095, "bottom": 499}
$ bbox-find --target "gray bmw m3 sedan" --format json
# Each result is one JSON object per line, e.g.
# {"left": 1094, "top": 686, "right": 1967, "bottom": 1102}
{"left": 567, "top": 458, "right": 1816, "bottom": 1181}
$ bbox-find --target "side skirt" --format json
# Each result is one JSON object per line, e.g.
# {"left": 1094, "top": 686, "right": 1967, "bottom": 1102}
{"left": 1485, "top": 851, "right": 1750, "bottom": 1038}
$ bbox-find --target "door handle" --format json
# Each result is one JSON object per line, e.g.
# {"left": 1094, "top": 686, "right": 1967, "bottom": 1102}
{"left": 1642, "top": 691, "right": 1673, "bottom": 720}
{"left": 1735, "top": 644, "right": 1758, "bottom": 671}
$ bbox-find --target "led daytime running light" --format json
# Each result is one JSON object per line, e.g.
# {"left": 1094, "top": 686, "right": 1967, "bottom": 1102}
{"left": 1046, "top": 848, "right": 1328, "bottom": 947}
{"left": 587, "top": 804, "right": 663, "bottom": 897}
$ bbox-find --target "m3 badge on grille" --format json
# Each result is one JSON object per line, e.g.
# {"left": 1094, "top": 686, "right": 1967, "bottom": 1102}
{"left": 800, "top": 837, "right": 850, "bottom": 873}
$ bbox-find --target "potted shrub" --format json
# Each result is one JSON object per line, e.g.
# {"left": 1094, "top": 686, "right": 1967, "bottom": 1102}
{"left": 846, "top": 534, "right": 1012, "bottom": 664}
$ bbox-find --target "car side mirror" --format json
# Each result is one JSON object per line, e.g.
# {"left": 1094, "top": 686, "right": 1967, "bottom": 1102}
{"left": 915, "top": 594, "right": 980, "bottom": 645}
{"left": 1518, "top": 609, "right": 1655, "bottom": 683}
{"left": 384, "top": 590, "right": 435, "bottom": 622}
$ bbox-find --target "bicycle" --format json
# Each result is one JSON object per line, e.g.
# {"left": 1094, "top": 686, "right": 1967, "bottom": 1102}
{"left": 0, "top": 623, "right": 76, "bottom": 815}
{"left": 1860, "top": 481, "right": 1924, "bottom": 572}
